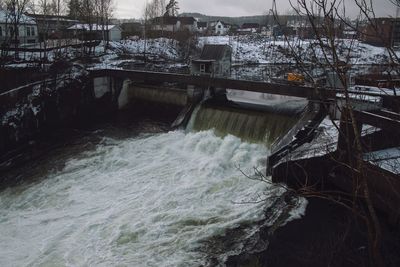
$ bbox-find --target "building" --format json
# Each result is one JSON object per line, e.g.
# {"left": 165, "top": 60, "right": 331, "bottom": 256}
{"left": 27, "top": 14, "right": 78, "bottom": 40}
{"left": 209, "top": 20, "right": 230, "bottom": 35}
{"left": 361, "top": 18, "right": 400, "bottom": 47}
{"left": 197, "top": 21, "right": 208, "bottom": 34}
{"left": 272, "top": 25, "right": 295, "bottom": 37}
{"left": 151, "top": 16, "right": 197, "bottom": 33}
{"left": 191, "top": 44, "right": 232, "bottom": 77}
{"left": 178, "top": 17, "right": 197, "bottom": 32}
{"left": 237, "top": 23, "right": 260, "bottom": 34}
{"left": 342, "top": 28, "right": 358, "bottom": 39}
{"left": 152, "top": 16, "right": 179, "bottom": 32}
{"left": 67, "top": 24, "right": 122, "bottom": 41}
{"left": 0, "top": 10, "right": 38, "bottom": 45}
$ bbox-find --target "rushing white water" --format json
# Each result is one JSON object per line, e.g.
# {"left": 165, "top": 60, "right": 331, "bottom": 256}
{"left": 0, "top": 129, "right": 288, "bottom": 267}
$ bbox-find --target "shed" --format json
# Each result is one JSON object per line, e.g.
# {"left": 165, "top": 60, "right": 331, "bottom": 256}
{"left": 191, "top": 44, "right": 232, "bottom": 77}
{"left": 67, "top": 23, "right": 122, "bottom": 41}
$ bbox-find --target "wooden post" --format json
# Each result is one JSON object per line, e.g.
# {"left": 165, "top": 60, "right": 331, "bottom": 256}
{"left": 337, "top": 107, "right": 362, "bottom": 158}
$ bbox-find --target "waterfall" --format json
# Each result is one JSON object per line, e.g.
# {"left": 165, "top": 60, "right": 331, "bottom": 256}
{"left": 187, "top": 101, "right": 302, "bottom": 146}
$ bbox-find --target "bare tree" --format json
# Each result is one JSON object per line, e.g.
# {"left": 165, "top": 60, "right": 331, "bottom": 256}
{"left": 96, "top": 0, "right": 113, "bottom": 52}
{"left": 34, "top": 0, "right": 54, "bottom": 60}
{"left": 78, "top": 0, "right": 95, "bottom": 55}
{"left": 5, "top": 0, "right": 31, "bottom": 59}
{"left": 269, "top": 0, "right": 400, "bottom": 266}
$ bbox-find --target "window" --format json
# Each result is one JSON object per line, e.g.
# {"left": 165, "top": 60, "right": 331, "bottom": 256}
{"left": 218, "top": 25, "right": 222, "bottom": 29}
{"left": 27, "top": 26, "right": 35, "bottom": 36}
{"left": 200, "top": 64, "right": 205, "bottom": 73}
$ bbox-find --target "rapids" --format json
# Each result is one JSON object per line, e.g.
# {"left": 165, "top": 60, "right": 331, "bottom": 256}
{"left": 0, "top": 127, "right": 295, "bottom": 266}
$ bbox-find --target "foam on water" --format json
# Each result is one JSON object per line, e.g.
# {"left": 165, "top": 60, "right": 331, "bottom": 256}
{"left": 0, "top": 129, "right": 286, "bottom": 267}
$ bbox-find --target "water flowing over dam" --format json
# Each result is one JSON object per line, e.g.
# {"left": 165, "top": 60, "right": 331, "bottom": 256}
{"left": 189, "top": 103, "right": 300, "bottom": 145}
{"left": 0, "top": 89, "right": 307, "bottom": 266}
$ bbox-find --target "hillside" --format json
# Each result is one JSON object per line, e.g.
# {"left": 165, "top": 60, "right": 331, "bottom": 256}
{"left": 179, "top": 12, "right": 268, "bottom": 26}
{"left": 180, "top": 13, "right": 298, "bottom": 26}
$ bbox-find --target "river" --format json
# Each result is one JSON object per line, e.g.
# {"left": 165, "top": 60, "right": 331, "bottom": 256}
{"left": 0, "top": 116, "right": 304, "bottom": 266}
{"left": 0, "top": 113, "right": 310, "bottom": 267}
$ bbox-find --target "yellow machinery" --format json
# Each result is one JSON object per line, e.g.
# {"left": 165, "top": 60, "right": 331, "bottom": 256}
{"left": 287, "top": 73, "right": 305, "bottom": 83}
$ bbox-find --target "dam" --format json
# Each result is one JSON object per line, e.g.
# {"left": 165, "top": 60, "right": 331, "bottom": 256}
{"left": 0, "top": 67, "right": 399, "bottom": 266}
{"left": 0, "top": 70, "right": 310, "bottom": 266}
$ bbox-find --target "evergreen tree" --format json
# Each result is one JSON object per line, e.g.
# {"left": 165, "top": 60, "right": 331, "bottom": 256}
{"left": 67, "top": 0, "right": 80, "bottom": 19}
{"left": 165, "top": 0, "right": 178, "bottom": 17}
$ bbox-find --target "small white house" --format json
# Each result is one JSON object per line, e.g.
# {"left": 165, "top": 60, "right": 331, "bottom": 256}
{"left": 210, "top": 20, "right": 230, "bottom": 35}
{"left": 191, "top": 44, "right": 232, "bottom": 77}
{"left": 68, "top": 23, "right": 122, "bottom": 41}
{"left": 0, "top": 10, "right": 38, "bottom": 45}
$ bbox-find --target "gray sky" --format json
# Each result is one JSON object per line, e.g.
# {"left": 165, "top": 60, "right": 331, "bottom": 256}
{"left": 115, "top": 0, "right": 399, "bottom": 20}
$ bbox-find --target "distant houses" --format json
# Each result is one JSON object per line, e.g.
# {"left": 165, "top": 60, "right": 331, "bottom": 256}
{"left": 27, "top": 14, "right": 78, "bottom": 40}
{"left": 197, "top": 21, "right": 208, "bottom": 34}
{"left": 2, "top": 9, "right": 397, "bottom": 50}
{"left": 151, "top": 16, "right": 198, "bottom": 33}
{"left": 210, "top": 20, "right": 231, "bottom": 35}
{"left": 0, "top": 10, "right": 39, "bottom": 45}
{"left": 237, "top": 23, "right": 260, "bottom": 34}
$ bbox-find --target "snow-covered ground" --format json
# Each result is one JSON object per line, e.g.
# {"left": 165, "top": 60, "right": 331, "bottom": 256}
{"left": 3, "top": 35, "right": 399, "bottom": 71}
{"left": 108, "top": 38, "right": 181, "bottom": 60}
{"left": 364, "top": 147, "right": 400, "bottom": 174}
{"left": 92, "top": 35, "right": 399, "bottom": 73}
{"left": 197, "top": 35, "right": 399, "bottom": 65}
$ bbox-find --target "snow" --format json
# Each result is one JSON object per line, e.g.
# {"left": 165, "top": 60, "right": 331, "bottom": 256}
{"left": 197, "top": 35, "right": 400, "bottom": 65}
{"left": 364, "top": 147, "right": 400, "bottom": 174}
{"left": 349, "top": 85, "right": 399, "bottom": 96}
{"left": 108, "top": 38, "right": 181, "bottom": 61}
{"left": 3, "top": 35, "right": 398, "bottom": 79}
{"left": 287, "top": 197, "right": 308, "bottom": 222}
{"left": 1, "top": 64, "right": 87, "bottom": 128}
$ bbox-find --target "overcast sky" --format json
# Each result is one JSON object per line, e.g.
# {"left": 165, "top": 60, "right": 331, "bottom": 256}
{"left": 115, "top": 0, "right": 399, "bottom": 20}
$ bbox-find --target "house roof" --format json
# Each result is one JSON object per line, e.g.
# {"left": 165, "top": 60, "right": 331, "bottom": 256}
{"left": 153, "top": 16, "right": 178, "bottom": 25}
{"left": 27, "top": 13, "right": 78, "bottom": 23}
{"left": 153, "top": 16, "right": 196, "bottom": 26}
{"left": 217, "top": 20, "right": 230, "bottom": 27}
{"left": 197, "top": 21, "right": 207, "bottom": 28}
{"left": 200, "top": 44, "right": 231, "bottom": 60}
{"left": 242, "top": 23, "right": 260, "bottom": 29}
{"left": 67, "top": 23, "right": 120, "bottom": 31}
{"left": 178, "top": 16, "right": 196, "bottom": 25}
{"left": 0, "top": 10, "right": 36, "bottom": 24}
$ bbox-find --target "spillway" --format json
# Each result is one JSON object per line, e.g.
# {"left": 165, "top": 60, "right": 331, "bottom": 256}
{"left": 0, "top": 96, "right": 307, "bottom": 266}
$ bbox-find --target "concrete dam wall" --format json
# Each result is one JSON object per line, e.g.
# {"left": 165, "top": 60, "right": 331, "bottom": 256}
{"left": 0, "top": 73, "right": 310, "bottom": 173}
